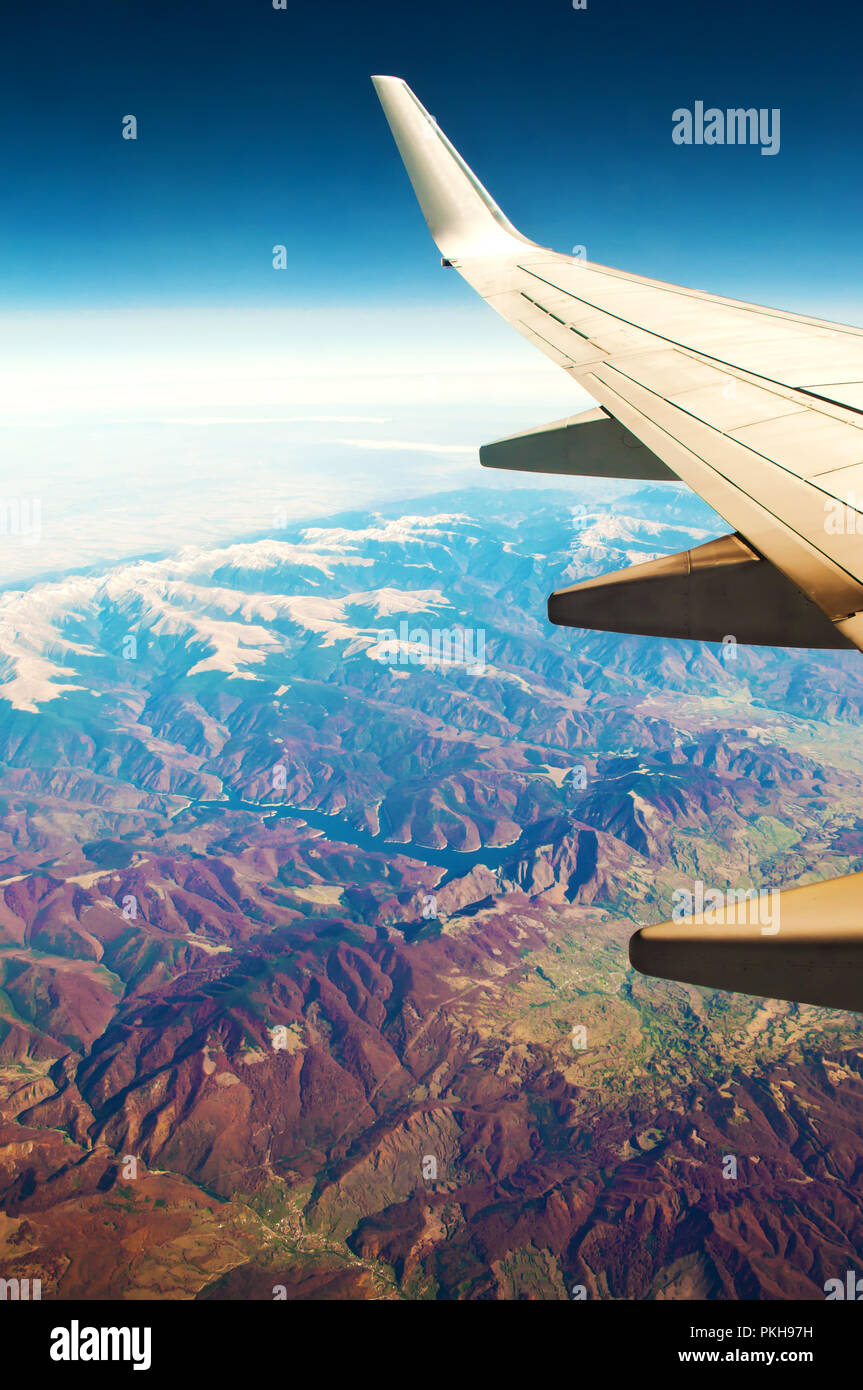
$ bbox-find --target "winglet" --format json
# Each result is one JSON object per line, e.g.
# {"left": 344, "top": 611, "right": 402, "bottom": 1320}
{"left": 371, "top": 75, "right": 539, "bottom": 261}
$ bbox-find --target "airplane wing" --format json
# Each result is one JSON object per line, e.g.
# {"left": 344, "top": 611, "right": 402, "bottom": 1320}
{"left": 373, "top": 75, "right": 863, "bottom": 1013}
{"left": 372, "top": 75, "right": 863, "bottom": 656}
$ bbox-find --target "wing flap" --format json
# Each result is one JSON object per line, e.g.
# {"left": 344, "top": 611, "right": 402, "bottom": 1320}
{"left": 479, "top": 408, "right": 677, "bottom": 480}
{"left": 548, "top": 532, "right": 851, "bottom": 647}
{"left": 583, "top": 364, "right": 863, "bottom": 623}
{"left": 630, "top": 871, "right": 863, "bottom": 1013}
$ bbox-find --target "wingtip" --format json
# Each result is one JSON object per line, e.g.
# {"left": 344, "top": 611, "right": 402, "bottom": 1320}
{"left": 370, "top": 74, "right": 534, "bottom": 260}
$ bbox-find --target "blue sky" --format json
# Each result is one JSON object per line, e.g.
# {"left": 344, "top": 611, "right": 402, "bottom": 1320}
{"left": 1, "top": 0, "right": 861, "bottom": 579}
{"left": 3, "top": 0, "right": 860, "bottom": 308}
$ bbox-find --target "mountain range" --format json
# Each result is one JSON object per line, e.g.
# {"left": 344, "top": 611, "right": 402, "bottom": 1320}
{"left": 2, "top": 483, "right": 863, "bottom": 1299}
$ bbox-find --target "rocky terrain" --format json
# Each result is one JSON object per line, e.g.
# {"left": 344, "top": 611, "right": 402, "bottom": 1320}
{"left": 1, "top": 484, "right": 863, "bottom": 1299}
